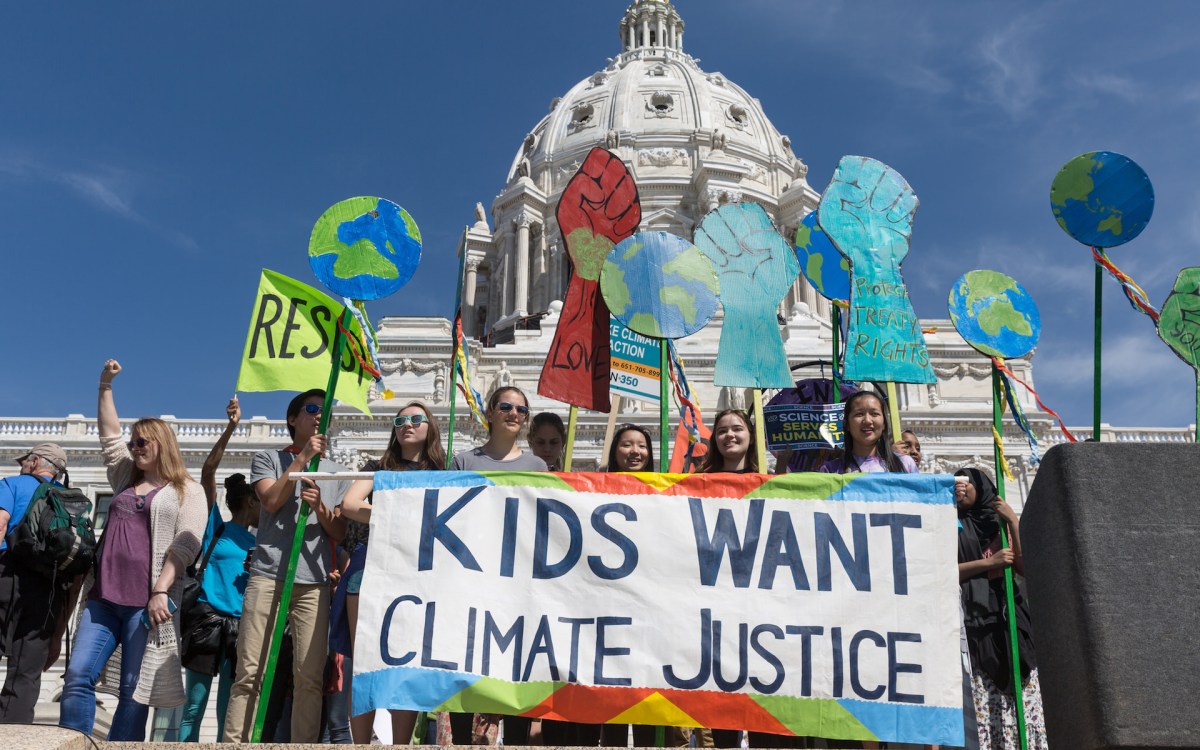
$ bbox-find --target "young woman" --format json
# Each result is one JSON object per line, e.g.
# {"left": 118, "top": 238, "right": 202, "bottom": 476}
{"left": 606, "top": 424, "right": 654, "bottom": 472}
{"left": 699, "top": 409, "right": 758, "bottom": 474}
{"left": 60, "top": 360, "right": 208, "bottom": 739}
{"left": 955, "top": 468, "right": 1048, "bottom": 749}
{"left": 337, "top": 401, "right": 446, "bottom": 744}
{"left": 179, "top": 398, "right": 259, "bottom": 742}
{"left": 452, "top": 386, "right": 547, "bottom": 472}
{"left": 529, "top": 412, "right": 567, "bottom": 471}
{"left": 820, "top": 391, "right": 916, "bottom": 474}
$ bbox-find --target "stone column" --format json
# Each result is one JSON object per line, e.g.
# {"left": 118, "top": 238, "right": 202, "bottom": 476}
{"left": 641, "top": 19, "right": 649, "bottom": 47}
{"left": 464, "top": 259, "right": 480, "bottom": 336}
{"left": 657, "top": 16, "right": 665, "bottom": 48}
{"left": 628, "top": 22, "right": 635, "bottom": 51}
{"left": 533, "top": 223, "right": 547, "bottom": 312}
{"left": 669, "top": 22, "right": 677, "bottom": 50}
{"left": 514, "top": 212, "right": 532, "bottom": 316}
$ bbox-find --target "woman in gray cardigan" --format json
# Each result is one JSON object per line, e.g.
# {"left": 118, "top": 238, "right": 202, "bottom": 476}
{"left": 59, "top": 360, "right": 208, "bottom": 739}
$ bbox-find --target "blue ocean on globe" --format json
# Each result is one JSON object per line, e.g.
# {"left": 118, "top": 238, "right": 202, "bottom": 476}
{"left": 794, "top": 210, "right": 851, "bottom": 302}
{"left": 601, "top": 231, "right": 719, "bottom": 339}
{"left": 1050, "top": 151, "right": 1154, "bottom": 249}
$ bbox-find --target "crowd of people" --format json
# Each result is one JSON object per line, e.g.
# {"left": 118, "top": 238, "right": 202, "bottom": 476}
{"left": 0, "top": 359, "right": 1049, "bottom": 749}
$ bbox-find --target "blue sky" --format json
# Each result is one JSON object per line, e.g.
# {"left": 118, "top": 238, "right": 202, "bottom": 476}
{"left": 2, "top": 1, "right": 1198, "bottom": 430}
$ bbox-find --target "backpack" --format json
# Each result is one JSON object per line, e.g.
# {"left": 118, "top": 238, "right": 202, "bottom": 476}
{"left": 5, "top": 475, "right": 97, "bottom": 580}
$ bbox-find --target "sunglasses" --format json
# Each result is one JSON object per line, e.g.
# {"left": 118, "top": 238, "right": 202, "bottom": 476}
{"left": 127, "top": 437, "right": 153, "bottom": 450}
{"left": 496, "top": 402, "right": 529, "bottom": 416}
{"left": 393, "top": 414, "right": 428, "bottom": 428}
{"left": 302, "top": 403, "right": 322, "bottom": 415}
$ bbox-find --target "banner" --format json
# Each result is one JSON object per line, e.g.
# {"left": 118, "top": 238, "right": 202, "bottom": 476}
{"left": 354, "top": 471, "right": 964, "bottom": 746}
{"left": 237, "top": 269, "right": 372, "bottom": 414}
{"left": 763, "top": 403, "right": 843, "bottom": 452}
{"left": 609, "top": 317, "right": 661, "bottom": 404}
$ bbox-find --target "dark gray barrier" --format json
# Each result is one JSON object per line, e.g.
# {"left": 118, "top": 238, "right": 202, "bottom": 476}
{"left": 1021, "top": 443, "right": 1200, "bottom": 750}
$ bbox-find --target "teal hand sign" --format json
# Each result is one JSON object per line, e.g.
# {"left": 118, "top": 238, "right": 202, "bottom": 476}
{"left": 818, "top": 156, "right": 935, "bottom": 384}
{"left": 694, "top": 202, "right": 798, "bottom": 388}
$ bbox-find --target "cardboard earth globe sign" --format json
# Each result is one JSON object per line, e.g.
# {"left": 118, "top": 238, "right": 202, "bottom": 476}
{"left": 308, "top": 196, "right": 422, "bottom": 300}
{"left": 600, "top": 231, "right": 719, "bottom": 339}
{"left": 794, "top": 210, "right": 851, "bottom": 303}
{"left": 948, "top": 270, "right": 1042, "bottom": 359}
{"left": 1050, "top": 151, "right": 1154, "bottom": 248}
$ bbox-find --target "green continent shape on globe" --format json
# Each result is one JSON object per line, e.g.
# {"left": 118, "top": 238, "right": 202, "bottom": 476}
{"left": 566, "top": 227, "right": 615, "bottom": 281}
{"left": 795, "top": 223, "right": 813, "bottom": 250}
{"left": 963, "top": 270, "right": 1020, "bottom": 309}
{"left": 629, "top": 313, "right": 661, "bottom": 337}
{"left": 806, "top": 254, "right": 827, "bottom": 290}
{"left": 660, "top": 285, "right": 698, "bottom": 327}
{"left": 309, "top": 196, "right": 376, "bottom": 258}
{"left": 1097, "top": 212, "right": 1123, "bottom": 237}
{"left": 332, "top": 239, "right": 400, "bottom": 280}
{"left": 620, "top": 239, "right": 645, "bottom": 261}
{"left": 401, "top": 209, "right": 422, "bottom": 244}
{"left": 1051, "top": 152, "right": 1099, "bottom": 233}
{"left": 661, "top": 249, "right": 720, "bottom": 294}
{"left": 976, "top": 295, "right": 1032, "bottom": 338}
{"left": 603, "top": 261, "right": 630, "bottom": 315}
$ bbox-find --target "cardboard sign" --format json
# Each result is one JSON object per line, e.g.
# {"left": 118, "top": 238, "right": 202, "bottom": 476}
{"left": 694, "top": 203, "right": 799, "bottom": 388}
{"left": 601, "top": 231, "right": 719, "bottom": 340}
{"left": 794, "top": 210, "right": 851, "bottom": 303}
{"left": 948, "top": 270, "right": 1041, "bottom": 360}
{"left": 353, "top": 471, "right": 964, "bottom": 747}
{"left": 818, "top": 156, "right": 935, "bottom": 384}
{"left": 236, "top": 269, "right": 372, "bottom": 414}
{"left": 1159, "top": 267, "right": 1200, "bottom": 371}
{"left": 539, "top": 148, "right": 642, "bottom": 412}
{"left": 1051, "top": 151, "right": 1154, "bottom": 249}
{"left": 308, "top": 197, "right": 422, "bottom": 301}
{"left": 763, "top": 403, "right": 843, "bottom": 451}
{"left": 609, "top": 317, "right": 661, "bottom": 404}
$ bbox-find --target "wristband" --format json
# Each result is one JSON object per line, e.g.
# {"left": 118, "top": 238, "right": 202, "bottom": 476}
{"left": 150, "top": 591, "right": 169, "bottom": 597}
{"left": 99, "top": 382, "right": 112, "bottom": 390}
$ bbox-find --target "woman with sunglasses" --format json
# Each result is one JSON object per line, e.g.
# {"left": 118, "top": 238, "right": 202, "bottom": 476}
{"left": 451, "top": 386, "right": 547, "bottom": 472}
{"left": 60, "top": 360, "right": 208, "bottom": 739}
{"left": 335, "top": 401, "right": 446, "bottom": 743}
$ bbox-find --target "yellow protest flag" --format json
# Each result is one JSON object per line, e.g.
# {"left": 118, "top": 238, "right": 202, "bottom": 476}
{"left": 237, "top": 269, "right": 372, "bottom": 414}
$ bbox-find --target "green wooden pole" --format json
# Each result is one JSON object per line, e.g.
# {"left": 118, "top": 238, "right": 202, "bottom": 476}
{"left": 1196, "top": 374, "right": 1199, "bottom": 444}
{"left": 832, "top": 305, "right": 842, "bottom": 403}
{"left": 563, "top": 405, "right": 579, "bottom": 471}
{"left": 447, "top": 226, "right": 469, "bottom": 457}
{"left": 1093, "top": 258, "right": 1103, "bottom": 442}
{"left": 992, "top": 367, "right": 1028, "bottom": 750}
{"left": 250, "top": 307, "right": 350, "bottom": 743}
{"left": 660, "top": 342, "right": 669, "bottom": 473}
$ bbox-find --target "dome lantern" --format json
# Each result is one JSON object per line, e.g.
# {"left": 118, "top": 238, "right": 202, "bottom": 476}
{"left": 619, "top": 0, "right": 684, "bottom": 54}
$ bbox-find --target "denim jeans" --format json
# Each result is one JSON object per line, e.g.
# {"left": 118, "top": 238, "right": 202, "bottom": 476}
{"left": 180, "top": 658, "right": 235, "bottom": 742}
{"left": 59, "top": 598, "right": 150, "bottom": 739}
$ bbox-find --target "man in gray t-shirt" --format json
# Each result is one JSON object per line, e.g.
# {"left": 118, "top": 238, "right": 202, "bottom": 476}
{"left": 225, "top": 389, "right": 349, "bottom": 743}
{"left": 249, "top": 449, "right": 348, "bottom": 584}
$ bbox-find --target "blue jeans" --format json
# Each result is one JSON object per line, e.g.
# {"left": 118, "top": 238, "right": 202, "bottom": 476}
{"left": 59, "top": 599, "right": 150, "bottom": 740}
{"left": 180, "top": 658, "right": 235, "bottom": 742}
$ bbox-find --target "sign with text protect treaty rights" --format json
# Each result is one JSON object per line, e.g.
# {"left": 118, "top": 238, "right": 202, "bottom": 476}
{"left": 609, "top": 317, "right": 661, "bottom": 404}
{"left": 354, "top": 471, "right": 964, "bottom": 746}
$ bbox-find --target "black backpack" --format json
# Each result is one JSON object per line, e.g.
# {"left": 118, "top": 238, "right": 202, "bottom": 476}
{"left": 5, "top": 475, "right": 97, "bottom": 580}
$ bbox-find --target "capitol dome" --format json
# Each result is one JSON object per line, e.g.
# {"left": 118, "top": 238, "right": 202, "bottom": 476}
{"left": 461, "top": 0, "right": 825, "bottom": 339}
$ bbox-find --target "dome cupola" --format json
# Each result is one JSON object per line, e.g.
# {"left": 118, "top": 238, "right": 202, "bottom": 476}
{"left": 619, "top": 0, "right": 684, "bottom": 53}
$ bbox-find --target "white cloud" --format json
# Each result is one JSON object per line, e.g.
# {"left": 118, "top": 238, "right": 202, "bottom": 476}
{"left": 1071, "top": 72, "right": 1142, "bottom": 103}
{"left": 972, "top": 14, "right": 1046, "bottom": 120}
{"left": 0, "top": 150, "right": 197, "bottom": 251}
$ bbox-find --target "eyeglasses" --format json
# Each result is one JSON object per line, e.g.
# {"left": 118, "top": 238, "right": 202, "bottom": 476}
{"left": 302, "top": 403, "right": 322, "bottom": 415}
{"left": 393, "top": 414, "right": 428, "bottom": 428}
{"left": 496, "top": 402, "right": 529, "bottom": 416}
{"left": 127, "top": 437, "right": 153, "bottom": 450}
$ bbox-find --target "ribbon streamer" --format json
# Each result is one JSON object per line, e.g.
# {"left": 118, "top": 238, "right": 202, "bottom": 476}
{"left": 991, "top": 426, "right": 1016, "bottom": 481}
{"left": 991, "top": 357, "right": 1078, "bottom": 443}
{"left": 1092, "top": 246, "right": 1160, "bottom": 322}
{"left": 454, "top": 313, "right": 488, "bottom": 428}
{"left": 666, "top": 341, "right": 702, "bottom": 453}
{"left": 994, "top": 364, "right": 1039, "bottom": 465}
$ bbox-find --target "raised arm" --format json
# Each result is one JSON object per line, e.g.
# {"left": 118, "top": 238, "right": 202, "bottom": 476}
{"left": 97, "top": 359, "right": 122, "bottom": 438}
{"left": 201, "top": 397, "right": 242, "bottom": 509}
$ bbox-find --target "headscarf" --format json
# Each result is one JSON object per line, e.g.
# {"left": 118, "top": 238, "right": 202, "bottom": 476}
{"left": 954, "top": 467, "right": 1037, "bottom": 691}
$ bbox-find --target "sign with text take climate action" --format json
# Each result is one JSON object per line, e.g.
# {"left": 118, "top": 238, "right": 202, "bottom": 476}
{"left": 353, "top": 471, "right": 964, "bottom": 746}
{"left": 609, "top": 317, "right": 661, "bottom": 404}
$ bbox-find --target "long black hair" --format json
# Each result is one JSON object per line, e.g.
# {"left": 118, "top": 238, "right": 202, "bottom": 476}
{"left": 606, "top": 424, "right": 654, "bottom": 472}
{"left": 836, "top": 391, "right": 906, "bottom": 473}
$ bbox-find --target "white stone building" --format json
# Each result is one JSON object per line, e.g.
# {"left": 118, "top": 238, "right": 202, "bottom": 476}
{"left": 1, "top": 0, "right": 1190, "bottom": 739}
